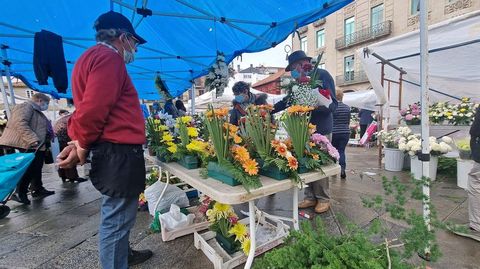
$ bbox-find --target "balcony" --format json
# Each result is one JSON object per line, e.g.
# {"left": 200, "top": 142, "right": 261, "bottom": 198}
{"left": 335, "top": 20, "right": 392, "bottom": 50}
{"left": 336, "top": 70, "right": 369, "bottom": 86}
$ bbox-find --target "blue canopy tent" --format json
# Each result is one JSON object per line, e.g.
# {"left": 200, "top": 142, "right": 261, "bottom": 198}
{"left": 0, "top": 0, "right": 352, "bottom": 102}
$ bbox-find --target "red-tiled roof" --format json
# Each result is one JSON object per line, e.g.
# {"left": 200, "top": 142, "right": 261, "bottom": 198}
{"left": 252, "top": 69, "right": 289, "bottom": 88}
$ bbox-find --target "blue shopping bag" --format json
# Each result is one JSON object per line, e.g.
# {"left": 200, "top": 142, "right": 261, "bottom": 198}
{"left": 0, "top": 153, "right": 36, "bottom": 201}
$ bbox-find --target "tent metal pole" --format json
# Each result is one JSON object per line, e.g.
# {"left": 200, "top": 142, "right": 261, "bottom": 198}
{"left": 191, "top": 84, "right": 195, "bottom": 115}
{"left": 1, "top": 46, "right": 16, "bottom": 105}
{"left": 0, "top": 77, "right": 11, "bottom": 118}
{"left": 419, "top": 0, "right": 431, "bottom": 259}
{"left": 378, "top": 62, "right": 385, "bottom": 167}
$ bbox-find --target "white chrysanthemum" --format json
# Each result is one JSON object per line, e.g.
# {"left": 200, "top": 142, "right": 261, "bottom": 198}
{"left": 398, "top": 143, "right": 406, "bottom": 151}
{"left": 408, "top": 150, "right": 416, "bottom": 156}
{"left": 441, "top": 136, "right": 453, "bottom": 144}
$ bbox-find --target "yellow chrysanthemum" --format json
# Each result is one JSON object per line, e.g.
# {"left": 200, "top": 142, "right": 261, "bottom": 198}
{"left": 242, "top": 158, "right": 258, "bottom": 176}
{"left": 228, "top": 223, "right": 248, "bottom": 242}
{"left": 162, "top": 132, "right": 174, "bottom": 142}
{"left": 154, "top": 119, "right": 161, "bottom": 124}
{"left": 186, "top": 140, "right": 208, "bottom": 152}
{"left": 159, "top": 125, "right": 169, "bottom": 131}
{"left": 167, "top": 144, "right": 177, "bottom": 153}
{"left": 241, "top": 238, "right": 251, "bottom": 254}
{"left": 212, "top": 202, "right": 234, "bottom": 218}
{"left": 180, "top": 116, "right": 193, "bottom": 124}
{"left": 187, "top": 127, "right": 198, "bottom": 137}
{"left": 166, "top": 141, "right": 175, "bottom": 146}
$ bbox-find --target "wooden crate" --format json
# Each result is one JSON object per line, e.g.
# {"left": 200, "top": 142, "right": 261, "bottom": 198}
{"left": 160, "top": 206, "right": 209, "bottom": 242}
{"left": 193, "top": 217, "right": 289, "bottom": 269}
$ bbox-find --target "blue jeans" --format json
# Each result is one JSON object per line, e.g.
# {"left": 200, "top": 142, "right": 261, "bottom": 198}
{"left": 99, "top": 195, "right": 138, "bottom": 269}
{"left": 332, "top": 133, "right": 349, "bottom": 173}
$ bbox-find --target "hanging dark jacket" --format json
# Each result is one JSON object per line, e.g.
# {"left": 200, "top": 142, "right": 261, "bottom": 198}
{"left": 33, "top": 30, "right": 68, "bottom": 93}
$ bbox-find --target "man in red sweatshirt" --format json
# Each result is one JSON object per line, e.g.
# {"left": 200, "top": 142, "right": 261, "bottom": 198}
{"left": 57, "top": 11, "right": 152, "bottom": 268}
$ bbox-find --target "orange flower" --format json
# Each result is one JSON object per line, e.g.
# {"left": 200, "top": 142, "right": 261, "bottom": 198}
{"left": 287, "top": 156, "right": 298, "bottom": 170}
{"left": 284, "top": 138, "right": 293, "bottom": 149}
{"left": 309, "top": 142, "right": 316, "bottom": 147}
{"left": 271, "top": 140, "right": 280, "bottom": 147}
{"left": 309, "top": 123, "right": 317, "bottom": 134}
{"left": 312, "top": 154, "right": 319, "bottom": 160}
{"left": 233, "top": 135, "right": 243, "bottom": 144}
{"left": 233, "top": 145, "right": 250, "bottom": 162}
{"left": 258, "top": 104, "right": 273, "bottom": 111}
{"left": 242, "top": 158, "right": 259, "bottom": 175}
{"left": 215, "top": 108, "right": 229, "bottom": 117}
{"left": 276, "top": 144, "right": 288, "bottom": 157}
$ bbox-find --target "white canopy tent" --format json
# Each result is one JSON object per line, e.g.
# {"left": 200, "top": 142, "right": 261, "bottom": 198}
{"left": 358, "top": 10, "right": 480, "bottom": 126}
{"left": 343, "top": 90, "right": 378, "bottom": 111}
{"left": 187, "top": 78, "right": 286, "bottom": 113}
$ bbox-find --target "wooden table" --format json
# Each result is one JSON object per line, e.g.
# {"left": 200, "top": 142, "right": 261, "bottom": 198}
{"left": 145, "top": 155, "right": 340, "bottom": 269}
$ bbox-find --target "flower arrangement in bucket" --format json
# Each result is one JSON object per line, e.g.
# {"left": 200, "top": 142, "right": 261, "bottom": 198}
{"left": 145, "top": 117, "right": 162, "bottom": 155}
{"left": 281, "top": 105, "right": 314, "bottom": 159}
{"left": 456, "top": 138, "right": 471, "bottom": 160}
{"left": 241, "top": 104, "right": 301, "bottom": 182}
{"left": 449, "top": 98, "right": 477, "bottom": 126}
{"left": 205, "top": 200, "right": 250, "bottom": 255}
{"left": 400, "top": 102, "right": 421, "bottom": 125}
{"left": 204, "top": 105, "right": 261, "bottom": 191}
{"left": 173, "top": 116, "right": 209, "bottom": 169}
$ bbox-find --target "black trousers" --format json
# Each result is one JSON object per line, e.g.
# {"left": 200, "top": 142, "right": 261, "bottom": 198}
{"left": 17, "top": 150, "right": 45, "bottom": 194}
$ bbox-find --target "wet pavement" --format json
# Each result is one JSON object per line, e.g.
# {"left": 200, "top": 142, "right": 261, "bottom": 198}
{"left": 0, "top": 146, "right": 478, "bottom": 269}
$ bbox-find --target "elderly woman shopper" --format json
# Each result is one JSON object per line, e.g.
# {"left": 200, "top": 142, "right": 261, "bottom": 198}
{"left": 0, "top": 93, "right": 55, "bottom": 204}
{"left": 53, "top": 110, "right": 86, "bottom": 183}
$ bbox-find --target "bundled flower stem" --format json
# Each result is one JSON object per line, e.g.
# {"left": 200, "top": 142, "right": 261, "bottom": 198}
{"left": 205, "top": 105, "right": 230, "bottom": 162}
{"left": 282, "top": 106, "right": 313, "bottom": 159}
{"left": 244, "top": 105, "right": 274, "bottom": 159}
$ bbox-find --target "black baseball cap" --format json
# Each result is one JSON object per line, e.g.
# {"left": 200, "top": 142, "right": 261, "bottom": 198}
{"left": 94, "top": 11, "right": 147, "bottom": 44}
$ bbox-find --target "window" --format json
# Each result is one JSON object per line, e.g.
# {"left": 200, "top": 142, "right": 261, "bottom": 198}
{"left": 410, "top": 0, "right": 420, "bottom": 15}
{"left": 344, "top": 55, "right": 355, "bottom": 81}
{"left": 371, "top": 4, "right": 384, "bottom": 27}
{"left": 344, "top": 17, "right": 355, "bottom": 45}
{"left": 25, "top": 90, "right": 35, "bottom": 99}
{"left": 244, "top": 74, "right": 251, "bottom": 79}
{"left": 300, "top": 36, "right": 308, "bottom": 53}
{"left": 316, "top": 29, "right": 325, "bottom": 49}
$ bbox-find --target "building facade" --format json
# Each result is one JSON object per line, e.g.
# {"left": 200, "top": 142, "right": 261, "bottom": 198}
{"left": 252, "top": 69, "right": 289, "bottom": 95}
{"left": 292, "top": 0, "right": 480, "bottom": 92}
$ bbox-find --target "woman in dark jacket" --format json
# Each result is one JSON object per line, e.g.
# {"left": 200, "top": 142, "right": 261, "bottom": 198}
{"left": 229, "top": 81, "right": 267, "bottom": 126}
{"left": 54, "top": 110, "right": 86, "bottom": 183}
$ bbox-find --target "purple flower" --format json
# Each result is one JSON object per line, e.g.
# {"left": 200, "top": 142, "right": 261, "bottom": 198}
{"left": 311, "top": 133, "right": 329, "bottom": 145}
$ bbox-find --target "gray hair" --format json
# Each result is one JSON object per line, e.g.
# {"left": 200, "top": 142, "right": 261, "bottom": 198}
{"left": 95, "top": 29, "right": 124, "bottom": 43}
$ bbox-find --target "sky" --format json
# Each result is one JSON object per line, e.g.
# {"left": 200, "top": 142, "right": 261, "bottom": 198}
{"left": 231, "top": 36, "right": 292, "bottom": 70}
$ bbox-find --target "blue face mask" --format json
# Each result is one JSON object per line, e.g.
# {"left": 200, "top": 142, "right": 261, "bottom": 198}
{"left": 291, "top": 69, "right": 300, "bottom": 79}
{"left": 234, "top": 95, "right": 245, "bottom": 103}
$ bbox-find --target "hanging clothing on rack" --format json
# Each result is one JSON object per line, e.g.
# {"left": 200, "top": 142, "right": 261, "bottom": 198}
{"left": 33, "top": 30, "right": 68, "bottom": 93}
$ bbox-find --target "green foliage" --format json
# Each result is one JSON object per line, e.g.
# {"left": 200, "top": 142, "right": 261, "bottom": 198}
{"left": 254, "top": 176, "right": 449, "bottom": 268}
{"left": 437, "top": 156, "right": 457, "bottom": 178}
{"left": 253, "top": 217, "right": 412, "bottom": 269}
{"left": 219, "top": 159, "right": 262, "bottom": 191}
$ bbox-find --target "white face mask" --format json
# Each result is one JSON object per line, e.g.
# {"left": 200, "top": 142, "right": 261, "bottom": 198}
{"left": 121, "top": 34, "right": 136, "bottom": 64}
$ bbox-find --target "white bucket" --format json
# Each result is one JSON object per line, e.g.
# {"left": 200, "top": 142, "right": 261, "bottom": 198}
{"left": 384, "top": 148, "right": 404, "bottom": 172}
{"left": 410, "top": 156, "right": 438, "bottom": 181}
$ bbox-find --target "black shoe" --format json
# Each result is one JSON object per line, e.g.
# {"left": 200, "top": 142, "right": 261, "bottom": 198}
{"left": 31, "top": 188, "right": 55, "bottom": 198}
{"left": 340, "top": 171, "right": 346, "bottom": 179}
{"left": 128, "top": 249, "right": 153, "bottom": 266}
{"left": 11, "top": 193, "right": 31, "bottom": 205}
{"left": 74, "top": 177, "right": 88, "bottom": 183}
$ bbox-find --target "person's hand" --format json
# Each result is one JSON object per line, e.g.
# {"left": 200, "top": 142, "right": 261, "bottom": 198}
{"left": 70, "top": 140, "right": 89, "bottom": 165}
{"left": 57, "top": 144, "right": 79, "bottom": 168}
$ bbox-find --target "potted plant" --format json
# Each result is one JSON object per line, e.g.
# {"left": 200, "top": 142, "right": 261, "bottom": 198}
{"left": 403, "top": 136, "right": 453, "bottom": 181}
{"left": 205, "top": 200, "right": 250, "bottom": 255}
{"left": 145, "top": 117, "right": 162, "bottom": 156}
{"left": 400, "top": 102, "right": 421, "bottom": 125}
{"left": 174, "top": 116, "right": 207, "bottom": 169}
{"left": 378, "top": 129, "right": 404, "bottom": 172}
{"left": 456, "top": 137, "right": 473, "bottom": 189}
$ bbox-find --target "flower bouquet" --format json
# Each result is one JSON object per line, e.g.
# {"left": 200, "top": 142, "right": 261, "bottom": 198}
{"left": 456, "top": 138, "right": 471, "bottom": 160}
{"left": 204, "top": 105, "right": 261, "bottom": 191}
{"left": 400, "top": 102, "right": 421, "bottom": 125}
{"left": 282, "top": 105, "right": 313, "bottom": 160}
{"left": 206, "top": 201, "right": 250, "bottom": 255}
{"left": 145, "top": 117, "right": 162, "bottom": 155}
{"left": 450, "top": 98, "right": 477, "bottom": 125}
{"left": 205, "top": 52, "right": 230, "bottom": 97}
{"left": 281, "top": 61, "right": 331, "bottom": 108}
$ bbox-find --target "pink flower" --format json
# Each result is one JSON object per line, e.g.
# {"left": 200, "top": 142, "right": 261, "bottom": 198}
{"left": 198, "top": 204, "right": 209, "bottom": 214}
{"left": 400, "top": 109, "right": 407, "bottom": 116}
{"left": 302, "top": 62, "right": 313, "bottom": 72}
{"left": 228, "top": 216, "right": 238, "bottom": 224}
{"left": 405, "top": 114, "right": 413, "bottom": 121}
{"left": 311, "top": 133, "right": 329, "bottom": 145}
